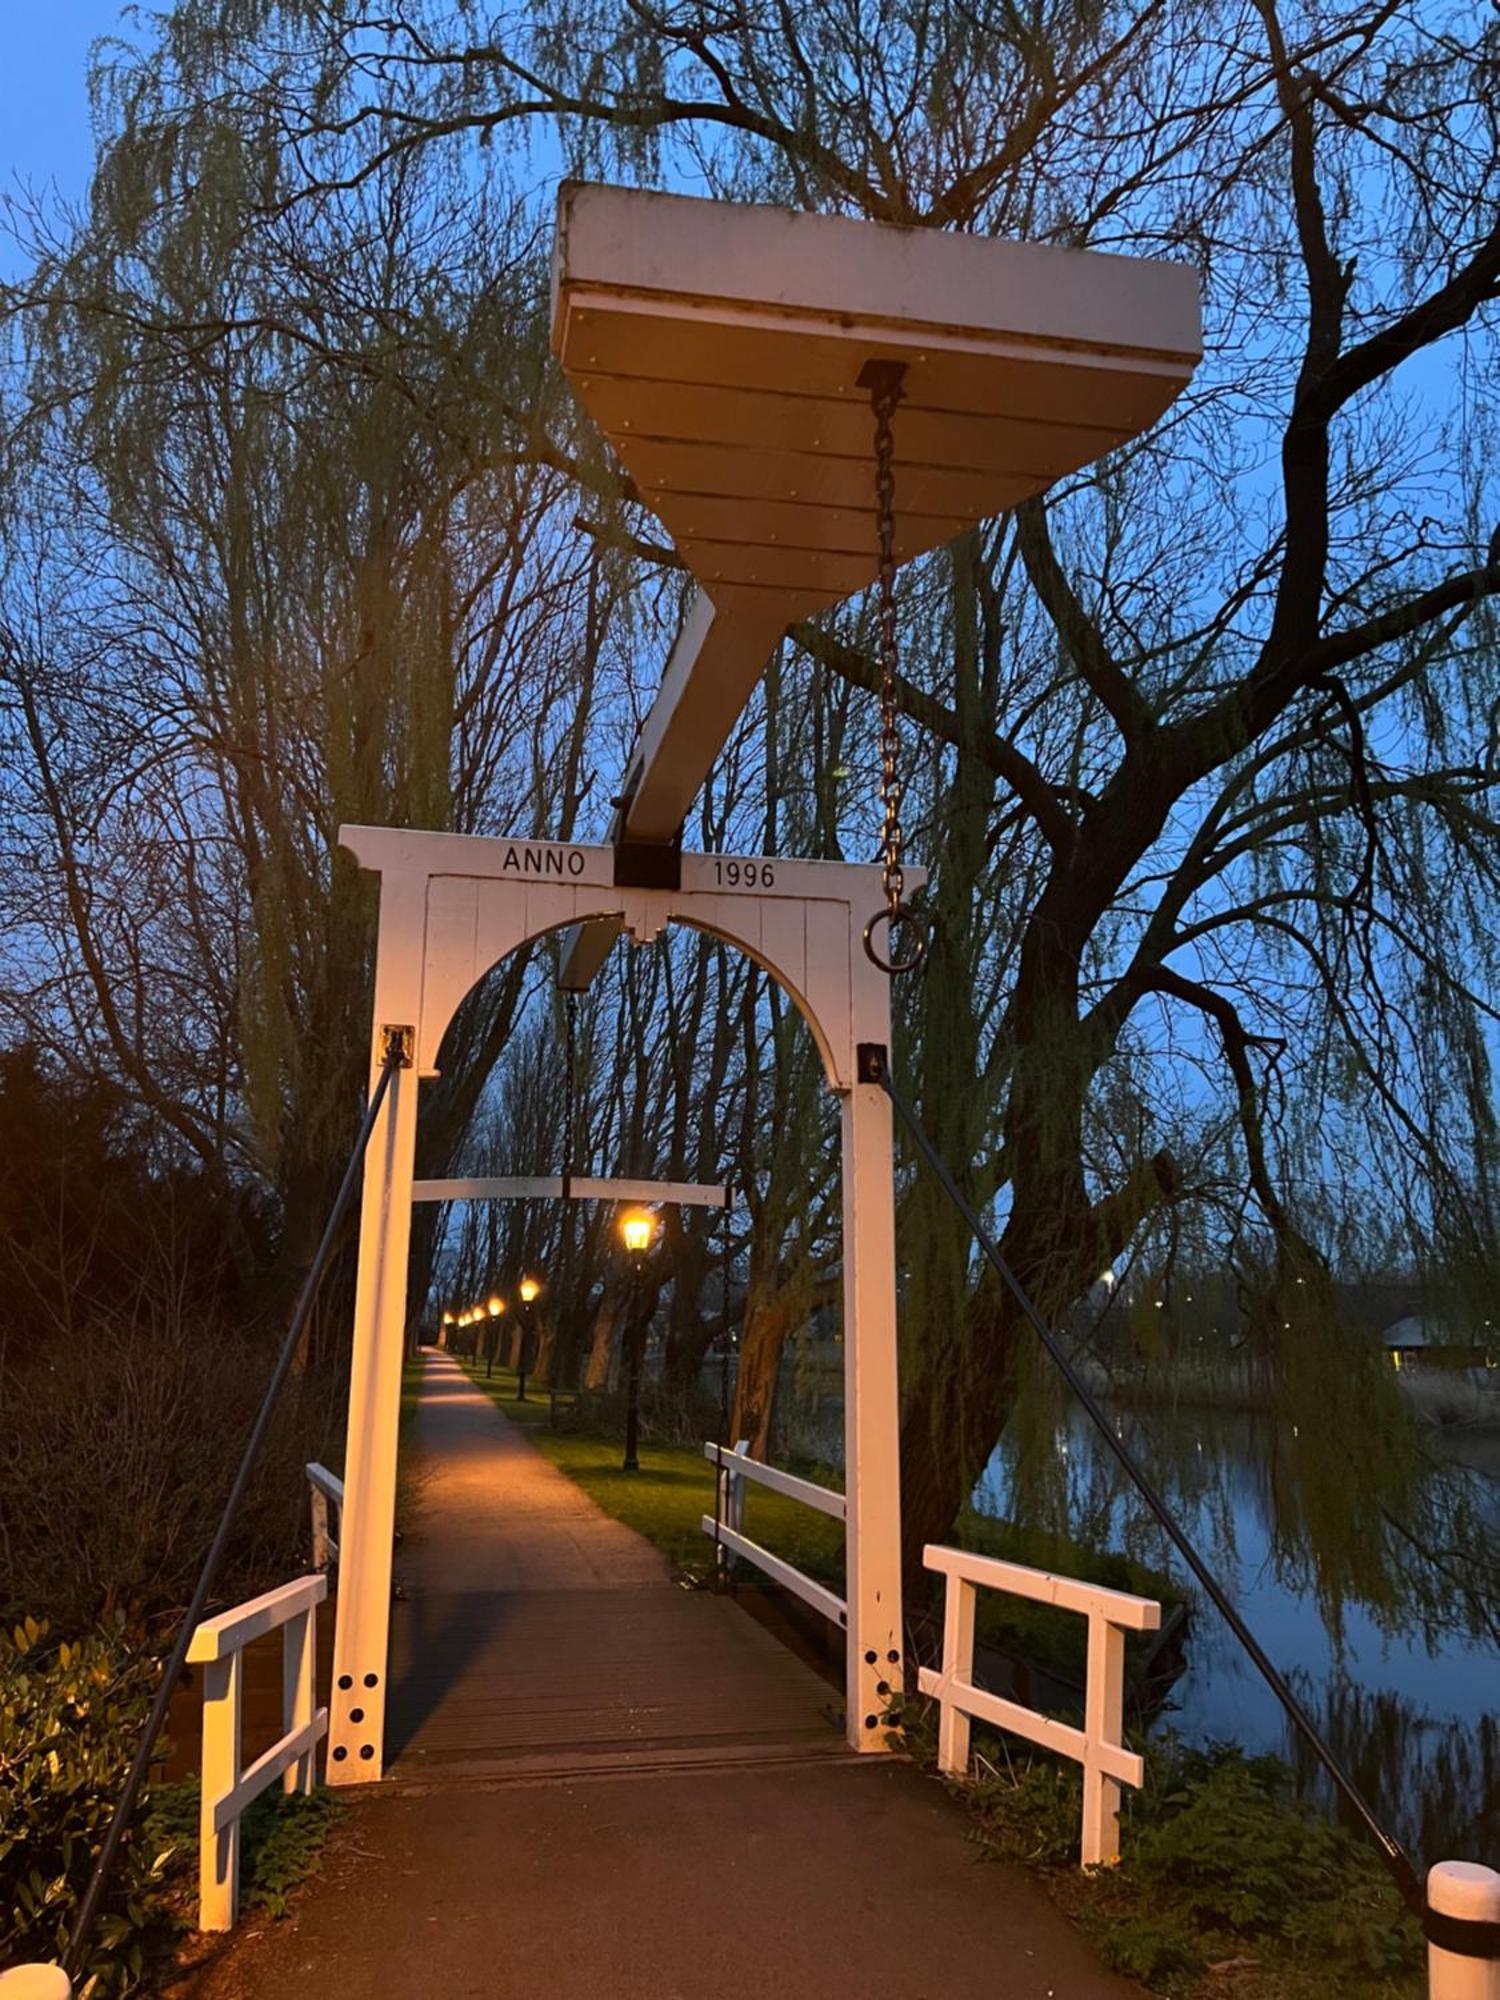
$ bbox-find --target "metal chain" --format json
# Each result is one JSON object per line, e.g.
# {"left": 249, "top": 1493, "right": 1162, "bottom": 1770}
{"left": 859, "top": 359, "right": 930, "bottom": 975}
{"left": 871, "top": 376, "right": 906, "bottom": 926}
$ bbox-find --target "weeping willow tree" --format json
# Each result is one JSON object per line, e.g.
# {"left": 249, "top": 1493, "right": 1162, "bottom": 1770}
{"left": 0, "top": 53, "right": 638, "bottom": 1325}
{"left": 5, "top": 0, "right": 1499, "bottom": 1638}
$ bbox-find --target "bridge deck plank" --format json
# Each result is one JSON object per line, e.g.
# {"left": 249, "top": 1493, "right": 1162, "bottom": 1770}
{"left": 384, "top": 1353, "right": 842, "bottom": 1777}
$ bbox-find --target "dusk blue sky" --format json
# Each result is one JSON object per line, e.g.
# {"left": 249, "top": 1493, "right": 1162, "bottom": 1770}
{"left": 0, "top": 0, "right": 129, "bottom": 277}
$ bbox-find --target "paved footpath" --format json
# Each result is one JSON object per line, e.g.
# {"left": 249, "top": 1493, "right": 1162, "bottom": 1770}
{"left": 195, "top": 1352, "right": 1139, "bottom": 1999}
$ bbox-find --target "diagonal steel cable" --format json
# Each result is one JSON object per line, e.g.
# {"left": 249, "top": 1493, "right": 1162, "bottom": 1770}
{"left": 866, "top": 1043, "right": 1425, "bottom": 1919}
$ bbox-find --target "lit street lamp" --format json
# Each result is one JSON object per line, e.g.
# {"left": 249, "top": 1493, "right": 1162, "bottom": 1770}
{"left": 486, "top": 1295, "right": 504, "bottom": 1379}
{"left": 516, "top": 1275, "right": 542, "bottom": 1402}
{"left": 619, "top": 1209, "right": 658, "bottom": 1472}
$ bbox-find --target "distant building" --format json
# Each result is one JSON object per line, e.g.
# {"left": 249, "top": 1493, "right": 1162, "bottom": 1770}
{"left": 1380, "top": 1310, "right": 1495, "bottom": 1373}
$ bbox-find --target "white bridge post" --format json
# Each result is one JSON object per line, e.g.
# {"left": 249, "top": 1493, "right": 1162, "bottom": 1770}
{"left": 327, "top": 874, "right": 423, "bottom": 1784}
{"left": 840, "top": 1052, "right": 904, "bottom": 1753}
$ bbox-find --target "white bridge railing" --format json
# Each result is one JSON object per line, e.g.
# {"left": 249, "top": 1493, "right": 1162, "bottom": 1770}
{"left": 185, "top": 1574, "right": 329, "bottom": 1930}
{"left": 701, "top": 1440, "right": 847, "bottom": 1629}
{"left": 305, "top": 1461, "right": 344, "bottom": 1570}
{"left": 918, "top": 1544, "right": 1161, "bottom": 1867}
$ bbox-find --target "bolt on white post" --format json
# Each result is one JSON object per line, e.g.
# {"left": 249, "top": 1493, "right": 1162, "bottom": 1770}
{"left": 1428, "top": 1863, "right": 1500, "bottom": 2000}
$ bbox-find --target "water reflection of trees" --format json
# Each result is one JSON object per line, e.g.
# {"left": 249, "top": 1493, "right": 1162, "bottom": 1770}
{"left": 1290, "top": 1677, "right": 1500, "bottom": 1865}
{"left": 984, "top": 1392, "right": 1499, "bottom": 1652}
{"left": 971, "top": 1401, "right": 1500, "bottom": 1855}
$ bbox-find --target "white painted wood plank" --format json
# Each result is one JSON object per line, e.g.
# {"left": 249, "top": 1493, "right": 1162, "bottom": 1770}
{"left": 187, "top": 1575, "right": 328, "bottom": 1663}
{"left": 305, "top": 1461, "right": 345, "bottom": 1504}
{"left": 703, "top": 1443, "right": 846, "bottom": 1520}
{"left": 923, "top": 1544, "right": 1160, "bottom": 1630}
{"left": 411, "top": 1175, "right": 730, "bottom": 1208}
{"left": 213, "top": 1711, "right": 330, "bottom": 1834}
{"left": 915, "top": 1667, "right": 1145, "bottom": 1789}
{"left": 937, "top": 1575, "right": 977, "bottom": 1776}
{"left": 701, "top": 1519, "right": 848, "bottom": 1628}
{"left": 420, "top": 876, "right": 479, "bottom": 1064}
{"left": 198, "top": 1651, "right": 242, "bottom": 1931}
{"left": 554, "top": 184, "right": 1201, "bottom": 363}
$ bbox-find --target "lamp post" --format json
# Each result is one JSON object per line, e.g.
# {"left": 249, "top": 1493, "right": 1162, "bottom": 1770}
{"left": 440, "top": 1310, "right": 455, "bottom": 1350}
{"left": 619, "top": 1209, "right": 657, "bottom": 1472}
{"left": 486, "top": 1296, "right": 504, "bottom": 1379}
{"left": 517, "top": 1276, "right": 541, "bottom": 1403}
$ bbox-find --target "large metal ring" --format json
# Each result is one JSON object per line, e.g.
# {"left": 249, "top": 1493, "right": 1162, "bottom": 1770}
{"left": 862, "top": 903, "right": 933, "bottom": 975}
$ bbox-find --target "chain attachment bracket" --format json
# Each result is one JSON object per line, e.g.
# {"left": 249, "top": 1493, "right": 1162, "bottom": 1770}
{"left": 378, "top": 1024, "right": 415, "bottom": 1069}
{"left": 856, "top": 358, "right": 931, "bottom": 977}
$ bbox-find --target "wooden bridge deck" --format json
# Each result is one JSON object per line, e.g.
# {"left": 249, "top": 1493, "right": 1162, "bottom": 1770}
{"left": 385, "top": 1352, "right": 845, "bottom": 1780}
{"left": 191, "top": 1352, "right": 1140, "bottom": 1999}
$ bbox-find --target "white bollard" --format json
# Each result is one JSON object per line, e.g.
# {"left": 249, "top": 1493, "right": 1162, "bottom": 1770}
{"left": 1429, "top": 1862, "right": 1500, "bottom": 2000}
{"left": 0, "top": 1968, "right": 72, "bottom": 1999}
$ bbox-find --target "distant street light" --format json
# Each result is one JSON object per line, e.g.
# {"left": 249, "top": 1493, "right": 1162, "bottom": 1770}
{"left": 516, "top": 1276, "right": 542, "bottom": 1402}
{"left": 486, "top": 1296, "right": 504, "bottom": 1379}
{"left": 621, "top": 1211, "right": 656, "bottom": 1257}
{"left": 618, "top": 1210, "right": 659, "bottom": 1471}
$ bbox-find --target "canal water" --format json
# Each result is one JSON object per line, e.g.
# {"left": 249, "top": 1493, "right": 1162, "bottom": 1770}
{"left": 971, "top": 1410, "right": 1500, "bottom": 1865}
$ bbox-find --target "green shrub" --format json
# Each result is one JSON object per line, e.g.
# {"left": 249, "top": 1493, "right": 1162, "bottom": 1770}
{"left": 241, "top": 1788, "right": 344, "bottom": 1916}
{"left": 967, "top": 1756, "right": 1086, "bottom": 1869}
{"left": 0, "top": 1618, "right": 186, "bottom": 1994}
{"left": 1123, "top": 1747, "right": 1422, "bottom": 1985}
{"left": 1092, "top": 1912, "right": 1206, "bottom": 1986}
{"left": 143, "top": 1778, "right": 344, "bottom": 1920}
{"left": 939, "top": 1729, "right": 1424, "bottom": 1998}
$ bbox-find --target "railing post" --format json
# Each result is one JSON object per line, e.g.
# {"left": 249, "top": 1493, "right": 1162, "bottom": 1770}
{"left": 283, "top": 1601, "right": 317, "bottom": 1796}
{"left": 199, "top": 1650, "right": 243, "bottom": 1931}
{"left": 309, "top": 1483, "right": 331, "bottom": 1571}
{"left": 935, "top": 1572, "right": 976, "bottom": 1777}
{"left": 727, "top": 1440, "right": 749, "bottom": 1535}
{"left": 1428, "top": 1863, "right": 1500, "bottom": 1999}
{"left": 1082, "top": 1613, "right": 1127, "bottom": 1867}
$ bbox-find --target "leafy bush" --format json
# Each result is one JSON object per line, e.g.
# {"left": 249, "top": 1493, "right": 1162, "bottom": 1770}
{"left": 0, "top": 1618, "right": 186, "bottom": 1994}
{"left": 145, "top": 1779, "right": 344, "bottom": 1920}
{"left": 1091, "top": 1912, "right": 1206, "bottom": 1986}
{"left": 937, "top": 1728, "right": 1424, "bottom": 1998}
{"left": 960, "top": 1744, "right": 1087, "bottom": 1868}
{"left": 2, "top": 1623, "right": 347, "bottom": 1994}
{"left": 241, "top": 1789, "right": 344, "bottom": 1916}
{"left": 1121, "top": 1746, "right": 1422, "bottom": 1987}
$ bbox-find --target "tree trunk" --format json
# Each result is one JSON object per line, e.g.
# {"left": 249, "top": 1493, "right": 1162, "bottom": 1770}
{"left": 532, "top": 1314, "right": 556, "bottom": 1386}
{"left": 584, "top": 1290, "right": 622, "bottom": 1390}
{"left": 729, "top": 1297, "right": 781, "bottom": 1457}
{"left": 730, "top": 1272, "right": 835, "bottom": 1458}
